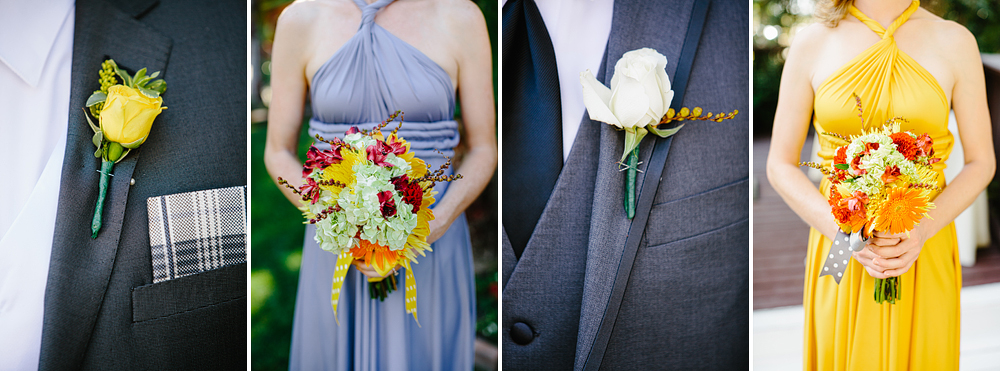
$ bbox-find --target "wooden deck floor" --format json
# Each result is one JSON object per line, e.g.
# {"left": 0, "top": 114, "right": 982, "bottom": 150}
{"left": 753, "top": 137, "right": 1000, "bottom": 310}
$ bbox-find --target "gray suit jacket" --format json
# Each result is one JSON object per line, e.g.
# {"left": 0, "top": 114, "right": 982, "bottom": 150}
{"left": 37, "top": 0, "right": 245, "bottom": 369}
{"left": 502, "top": 0, "right": 749, "bottom": 369}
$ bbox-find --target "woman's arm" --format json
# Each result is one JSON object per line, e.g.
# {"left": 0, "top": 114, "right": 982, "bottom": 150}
{"left": 263, "top": 5, "right": 313, "bottom": 208}
{"left": 857, "top": 24, "right": 995, "bottom": 278}
{"left": 766, "top": 25, "right": 841, "bottom": 240}
{"left": 425, "top": 3, "right": 497, "bottom": 244}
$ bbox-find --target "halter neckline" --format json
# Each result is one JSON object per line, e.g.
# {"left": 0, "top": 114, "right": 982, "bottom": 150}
{"left": 352, "top": 0, "right": 394, "bottom": 25}
{"left": 849, "top": 0, "right": 919, "bottom": 39}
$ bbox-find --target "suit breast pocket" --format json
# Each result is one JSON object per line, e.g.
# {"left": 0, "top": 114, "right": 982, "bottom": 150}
{"left": 131, "top": 262, "right": 245, "bottom": 369}
{"left": 643, "top": 178, "right": 748, "bottom": 248}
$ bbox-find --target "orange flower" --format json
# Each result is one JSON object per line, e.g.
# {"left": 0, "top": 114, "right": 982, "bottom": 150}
{"left": 350, "top": 239, "right": 401, "bottom": 274}
{"left": 873, "top": 187, "right": 933, "bottom": 235}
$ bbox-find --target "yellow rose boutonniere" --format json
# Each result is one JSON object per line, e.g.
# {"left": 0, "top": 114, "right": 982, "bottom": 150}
{"left": 84, "top": 59, "right": 167, "bottom": 238}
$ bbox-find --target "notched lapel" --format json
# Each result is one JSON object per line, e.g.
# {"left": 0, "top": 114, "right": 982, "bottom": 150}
{"left": 574, "top": 0, "right": 696, "bottom": 369}
{"left": 38, "top": 0, "right": 172, "bottom": 369}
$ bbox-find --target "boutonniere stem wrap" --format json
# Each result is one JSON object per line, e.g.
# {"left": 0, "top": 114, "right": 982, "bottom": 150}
{"left": 580, "top": 48, "right": 737, "bottom": 219}
{"left": 84, "top": 59, "right": 167, "bottom": 238}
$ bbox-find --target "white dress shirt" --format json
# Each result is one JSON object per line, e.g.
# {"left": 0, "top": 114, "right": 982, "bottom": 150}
{"left": 504, "top": 0, "right": 614, "bottom": 160}
{"left": 0, "top": 0, "right": 74, "bottom": 369}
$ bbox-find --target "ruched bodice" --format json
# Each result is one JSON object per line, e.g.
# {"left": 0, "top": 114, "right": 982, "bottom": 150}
{"left": 290, "top": 0, "right": 475, "bottom": 369}
{"left": 814, "top": 0, "right": 952, "bottom": 177}
{"left": 310, "top": 0, "right": 455, "bottom": 124}
{"left": 802, "top": 2, "right": 961, "bottom": 369}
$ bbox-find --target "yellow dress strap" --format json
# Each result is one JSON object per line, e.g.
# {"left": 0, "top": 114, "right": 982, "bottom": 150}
{"left": 848, "top": 0, "right": 920, "bottom": 39}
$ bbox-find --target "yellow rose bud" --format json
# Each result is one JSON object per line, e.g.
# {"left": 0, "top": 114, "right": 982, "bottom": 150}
{"left": 99, "top": 85, "right": 164, "bottom": 148}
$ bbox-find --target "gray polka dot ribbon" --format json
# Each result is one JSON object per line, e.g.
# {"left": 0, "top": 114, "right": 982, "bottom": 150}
{"left": 821, "top": 229, "right": 867, "bottom": 284}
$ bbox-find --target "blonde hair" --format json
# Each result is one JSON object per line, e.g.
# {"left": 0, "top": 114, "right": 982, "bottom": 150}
{"left": 815, "top": 0, "right": 853, "bottom": 27}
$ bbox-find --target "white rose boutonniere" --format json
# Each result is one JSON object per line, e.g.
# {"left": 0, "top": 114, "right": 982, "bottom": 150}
{"left": 580, "top": 48, "right": 738, "bottom": 219}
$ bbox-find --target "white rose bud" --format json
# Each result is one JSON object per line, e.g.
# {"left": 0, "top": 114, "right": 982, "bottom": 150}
{"left": 580, "top": 48, "right": 674, "bottom": 129}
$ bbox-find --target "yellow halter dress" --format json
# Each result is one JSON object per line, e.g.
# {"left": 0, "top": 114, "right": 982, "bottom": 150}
{"left": 804, "top": 1, "right": 960, "bottom": 370}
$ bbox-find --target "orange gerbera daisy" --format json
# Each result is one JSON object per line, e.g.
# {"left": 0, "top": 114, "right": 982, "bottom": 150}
{"left": 350, "top": 239, "right": 402, "bottom": 276}
{"left": 873, "top": 187, "right": 933, "bottom": 235}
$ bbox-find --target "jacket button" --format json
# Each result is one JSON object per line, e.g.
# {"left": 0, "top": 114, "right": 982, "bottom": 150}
{"left": 510, "top": 322, "right": 534, "bottom": 345}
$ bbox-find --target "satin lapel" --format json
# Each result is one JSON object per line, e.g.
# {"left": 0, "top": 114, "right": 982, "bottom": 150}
{"left": 574, "top": 0, "right": 695, "bottom": 369}
{"left": 38, "top": 0, "right": 170, "bottom": 369}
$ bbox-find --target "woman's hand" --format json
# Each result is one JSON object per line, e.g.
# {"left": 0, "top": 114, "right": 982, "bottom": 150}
{"left": 426, "top": 217, "right": 449, "bottom": 245}
{"left": 852, "top": 229, "right": 927, "bottom": 279}
{"left": 351, "top": 260, "right": 402, "bottom": 279}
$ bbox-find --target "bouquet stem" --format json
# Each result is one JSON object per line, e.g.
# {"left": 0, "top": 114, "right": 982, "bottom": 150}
{"left": 91, "top": 159, "right": 114, "bottom": 239}
{"left": 368, "top": 273, "right": 398, "bottom": 301}
{"left": 623, "top": 147, "right": 639, "bottom": 219}
{"left": 874, "top": 277, "right": 900, "bottom": 304}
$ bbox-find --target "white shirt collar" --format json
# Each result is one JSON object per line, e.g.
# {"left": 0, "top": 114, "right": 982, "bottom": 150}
{"left": 0, "top": 0, "right": 74, "bottom": 87}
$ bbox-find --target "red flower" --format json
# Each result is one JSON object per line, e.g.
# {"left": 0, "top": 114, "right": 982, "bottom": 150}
{"left": 890, "top": 132, "right": 918, "bottom": 161}
{"left": 392, "top": 175, "right": 424, "bottom": 212}
{"left": 850, "top": 155, "right": 866, "bottom": 176}
{"left": 366, "top": 144, "right": 392, "bottom": 167}
{"left": 846, "top": 191, "right": 868, "bottom": 212}
{"left": 378, "top": 190, "right": 397, "bottom": 218}
{"left": 299, "top": 178, "right": 323, "bottom": 204}
{"left": 303, "top": 146, "right": 341, "bottom": 177}
{"left": 385, "top": 135, "right": 408, "bottom": 155}
{"left": 882, "top": 165, "right": 901, "bottom": 183}
{"left": 834, "top": 146, "right": 848, "bottom": 165}
{"left": 915, "top": 134, "right": 934, "bottom": 158}
{"left": 862, "top": 142, "right": 880, "bottom": 155}
{"left": 346, "top": 126, "right": 361, "bottom": 135}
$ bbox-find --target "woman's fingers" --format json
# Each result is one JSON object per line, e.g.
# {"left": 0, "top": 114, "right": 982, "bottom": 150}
{"left": 351, "top": 261, "right": 381, "bottom": 278}
{"left": 882, "top": 261, "right": 915, "bottom": 277}
{"left": 870, "top": 236, "right": 900, "bottom": 246}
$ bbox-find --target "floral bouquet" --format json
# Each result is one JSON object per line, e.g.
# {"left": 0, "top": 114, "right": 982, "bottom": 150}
{"left": 803, "top": 96, "right": 941, "bottom": 304}
{"left": 278, "top": 111, "right": 461, "bottom": 324}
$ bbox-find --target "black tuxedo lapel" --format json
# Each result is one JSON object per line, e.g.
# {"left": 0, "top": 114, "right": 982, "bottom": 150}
{"left": 39, "top": 0, "right": 171, "bottom": 369}
{"left": 573, "top": 0, "right": 697, "bottom": 368}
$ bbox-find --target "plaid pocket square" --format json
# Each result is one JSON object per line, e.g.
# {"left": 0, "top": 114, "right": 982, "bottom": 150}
{"left": 147, "top": 186, "right": 247, "bottom": 283}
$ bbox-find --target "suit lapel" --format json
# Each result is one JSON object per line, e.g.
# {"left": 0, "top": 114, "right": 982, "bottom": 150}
{"left": 38, "top": 0, "right": 170, "bottom": 369}
{"left": 573, "top": 0, "right": 695, "bottom": 368}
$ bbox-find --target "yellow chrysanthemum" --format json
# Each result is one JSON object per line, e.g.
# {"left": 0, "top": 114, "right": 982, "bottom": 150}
{"left": 322, "top": 149, "right": 361, "bottom": 197}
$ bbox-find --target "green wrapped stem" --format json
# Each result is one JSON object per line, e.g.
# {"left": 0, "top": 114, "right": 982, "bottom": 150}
{"left": 91, "top": 159, "right": 114, "bottom": 238}
{"left": 623, "top": 147, "right": 639, "bottom": 219}
{"left": 368, "top": 274, "right": 397, "bottom": 301}
{"left": 873, "top": 277, "right": 900, "bottom": 304}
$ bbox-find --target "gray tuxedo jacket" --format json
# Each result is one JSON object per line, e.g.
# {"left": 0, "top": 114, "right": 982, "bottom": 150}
{"left": 37, "top": 0, "right": 245, "bottom": 369}
{"left": 501, "top": 0, "right": 749, "bottom": 369}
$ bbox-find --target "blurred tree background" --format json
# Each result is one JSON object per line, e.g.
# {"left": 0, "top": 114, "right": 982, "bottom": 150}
{"left": 249, "top": 1, "right": 498, "bottom": 370}
{"left": 753, "top": 0, "right": 1000, "bottom": 138}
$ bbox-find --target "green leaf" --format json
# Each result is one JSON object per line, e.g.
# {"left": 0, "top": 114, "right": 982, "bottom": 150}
{"left": 647, "top": 123, "right": 684, "bottom": 138}
{"left": 133, "top": 68, "right": 146, "bottom": 83}
{"left": 115, "top": 65, "right": 132, "bottom": 87}
{"left": 94, "top": 147, "right": 102, "bottom": 158}
{"left": 121, "top": 136, "right": 146, "bottom": 149}
{"left": 834, "top": 163, "right": 850, "bottom": 170}
{"left": 621, "top": 127, "right": 648, "bottom": 163}
{"left": 115, "top": 148, "right": 132, "bottom": 163}
{"left": 86, "top": 91, "right": 107, "bottom": 107}
{"left": 148, "top": 71, "right": 159, "bottom": 79}
{"left": 92, "top": 131, "right": 103, "bottom": 148}
{"left": 147, "top": 79, "right": 167, "bottom": 94}
{"left": 83, "top": 108, "right": 100, "bottom": 133}
{"left": 137, "top": 87, "right": 160, "bottom": 98}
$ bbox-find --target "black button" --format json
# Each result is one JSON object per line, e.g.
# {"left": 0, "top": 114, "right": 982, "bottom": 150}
{"left": 510, "top": 322, "right": 534, "bottom": 345}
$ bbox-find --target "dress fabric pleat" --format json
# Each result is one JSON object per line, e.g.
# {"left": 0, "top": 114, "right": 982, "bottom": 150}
{"left": 288, "top": 0, "right": 475, "bottom": 369}
{"left": 805, "top": 1, "right": 960, "bottom": 370}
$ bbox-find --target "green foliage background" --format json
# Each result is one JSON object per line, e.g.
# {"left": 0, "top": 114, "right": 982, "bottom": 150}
{"left": 752, "top": 0, "right": 1000, "bottom": 137}
{"left": 249, "top": 1, "right": 498, "bottom": 370}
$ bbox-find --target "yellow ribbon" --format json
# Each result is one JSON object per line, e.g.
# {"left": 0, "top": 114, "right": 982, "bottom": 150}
{"left": 330, "top": 251, "right": 353, "bottom": 326}
{"left": 329, "top": 253, "right": 420, "bottom": 325}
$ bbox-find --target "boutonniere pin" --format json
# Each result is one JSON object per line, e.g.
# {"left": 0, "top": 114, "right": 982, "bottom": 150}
{"left": 84, "top": 59, "right": 167, "bottom": 238}
{"left": 580, "top": 48, "right": 737, "bottom": 219}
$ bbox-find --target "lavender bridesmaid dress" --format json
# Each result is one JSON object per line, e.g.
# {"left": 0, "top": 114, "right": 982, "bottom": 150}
{"left": 288, "top": 0, "right": 475, "bottom": 369}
